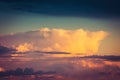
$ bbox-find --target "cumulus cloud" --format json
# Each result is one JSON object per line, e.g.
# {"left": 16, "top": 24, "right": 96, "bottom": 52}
{"left": 16, "top": 43, "right": 34, "bottom": 52}
{"left": 0, "top": 28, "right": 108, "bottom": 55}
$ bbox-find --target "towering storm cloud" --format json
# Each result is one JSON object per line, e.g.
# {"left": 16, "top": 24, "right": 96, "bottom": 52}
{"left": 0, "top": 28, "right": 108, "bottom": 55}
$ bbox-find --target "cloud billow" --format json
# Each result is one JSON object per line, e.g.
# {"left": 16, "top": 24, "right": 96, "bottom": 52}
{"left": 0, "top": 28, "right": 108, "bottom": 55}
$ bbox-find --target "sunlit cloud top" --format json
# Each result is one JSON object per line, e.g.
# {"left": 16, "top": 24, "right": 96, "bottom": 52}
{"left": 0, "top": 28, "right": 108, "bottom": 55}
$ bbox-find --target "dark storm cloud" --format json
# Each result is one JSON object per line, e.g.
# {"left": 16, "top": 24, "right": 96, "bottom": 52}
{"left": 0, "top": 0, "right": 120, "bottom": 18}
{"left": 41, "top": 51, "right": 70, "bottom": 54}
{"left": 82, "top": 55, "right": 120, "bottom": 61}
{"left": 0, "top": 45, "right": 16, "bottom": 54}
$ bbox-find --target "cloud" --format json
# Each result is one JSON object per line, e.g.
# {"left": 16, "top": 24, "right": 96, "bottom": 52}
{"left": 16, "top": 43, "right": 34, "bottom": 52}
{"left": 58, "top": 58, "right": 120, "bottom": 79}
{"left": 41, "top": 51, "right": 70, "bottom": 54}
{"left": 82, "top": 55, "right": 120, "bottom": 61}
{"left": 0, "top": 67, "right": 5, "bottom": 72}
{"left": 0, "top": 0, "right": 120, "bottom": 17}
{"left": 42, "top": 57, "right": 120, "bottom": 80}
{"left": 0, "top": 54, "right": 120, "bottom": 80}
{"left": 0, "top": 28, "right": 108, "bottom": 55}
{"left": 0, "top": 45, "right": 16, "bottom": 54}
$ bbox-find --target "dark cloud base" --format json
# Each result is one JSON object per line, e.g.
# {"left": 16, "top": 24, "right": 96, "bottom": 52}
{"left": 0, "top": 45, "right": 16, "bottom": 54}
{"left": 81, "top": 55, "right": 120, "bottom": 61}
{"left": 0, "top": 0, "right": 120, "bottom": 18}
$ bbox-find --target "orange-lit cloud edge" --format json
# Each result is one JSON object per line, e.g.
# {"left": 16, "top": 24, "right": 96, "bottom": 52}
{"left": 0, "top": 28, "right": 108, "bottom": 57}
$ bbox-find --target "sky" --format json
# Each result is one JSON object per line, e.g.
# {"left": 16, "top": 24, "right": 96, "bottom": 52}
{"left": 0, "top": 0, "right": 120, "bottom": 55}
{"left": 0, "top": 0, "right": 120, "bottom": 79}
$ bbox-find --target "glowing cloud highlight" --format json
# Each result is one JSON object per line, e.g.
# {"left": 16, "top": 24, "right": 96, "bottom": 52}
{"left": 16, "top": 43, "right": 33, "bottom": 52}
{"left": 0, "top": 28, "right": 108, "bottom": 55}
{"left": 35, "top": 28, "right": 108, "bottom": 54}
{"left": 0, "top": 67, "right": 5, "bottom": 72}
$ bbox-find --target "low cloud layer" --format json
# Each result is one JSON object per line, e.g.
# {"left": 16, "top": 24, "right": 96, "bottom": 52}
{"left": 0, "top": 56, "right": 120, "bottom": 80}
{"left": 0, "top": 28, "right": 108, "bottom": 55}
